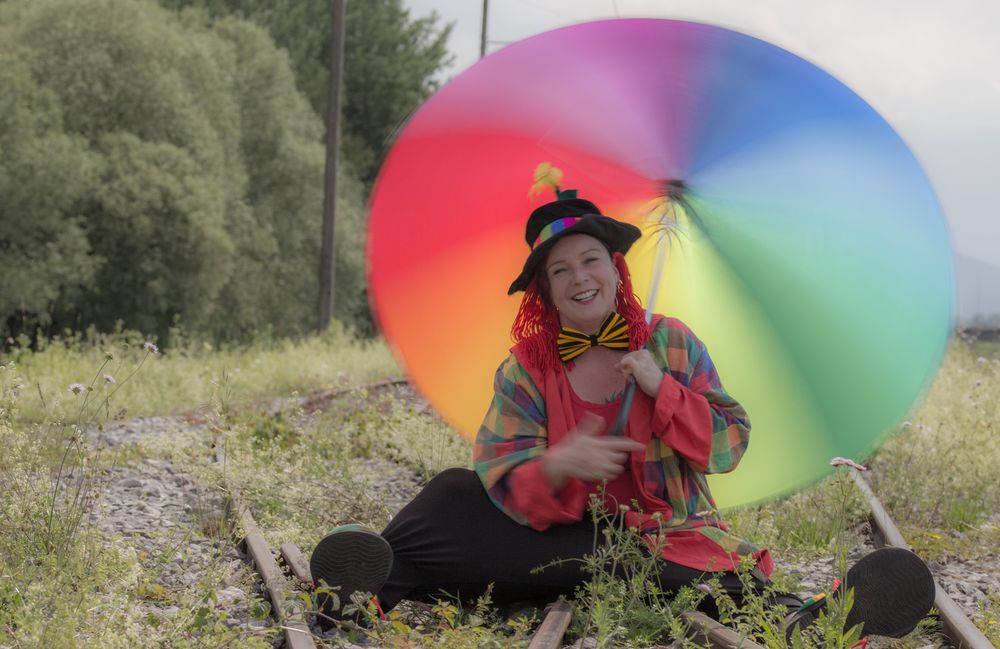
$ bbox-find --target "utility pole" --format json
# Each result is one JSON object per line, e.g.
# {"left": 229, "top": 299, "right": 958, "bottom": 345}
{"left": 480, "top": 0, "right": 489, "bottom": 59}
{"left": 319, "top": 0, "right": 346, "bottom": 331}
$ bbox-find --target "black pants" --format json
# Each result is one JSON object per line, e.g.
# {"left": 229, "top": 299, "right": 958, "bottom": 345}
{"left": 378, "top": 468, "right": 766, "bottom": 612}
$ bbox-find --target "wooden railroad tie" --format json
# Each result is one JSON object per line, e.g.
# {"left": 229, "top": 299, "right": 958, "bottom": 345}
{"left": 528, "top": 600, "right": 574, "bottom": 649}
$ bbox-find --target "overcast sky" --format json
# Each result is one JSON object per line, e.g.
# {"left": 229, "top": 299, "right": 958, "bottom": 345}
{"left": 401, "top": 0, "right": 1000, "bottom": 278}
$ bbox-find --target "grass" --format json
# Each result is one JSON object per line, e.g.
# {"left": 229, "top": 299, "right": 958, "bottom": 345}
{"left": 0, "top": 326, "right": 397, "bottom": 648}
{"left": 2, "top": 329, "right": 998, "bottom": 647}
{"left": 0, "top": 376, "right": 275, "bottom": 647}
{"left": 139, "top": 385, "right": 472, "bottom": 552}
{"left": 3, "top": 322, "right": 399, "bottom": 424}
{"left": 970, "top": 339, "right": 1000, "bottom": 360}
{"left": 729, "top": 340, "right": 1000, "bottom": 552}
{"left": 868, "top": 341, "right": 1000, "bottom": 561}
{"left": 978, "top": 591, "right": 1000, "bottom": 645}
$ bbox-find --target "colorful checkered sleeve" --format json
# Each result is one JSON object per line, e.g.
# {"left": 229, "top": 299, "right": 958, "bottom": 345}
{"left": 648, "top": 318, "right": 751, "bottom": 474}
{"left": 473, "top": 355, "right": 549, "bottom": 525}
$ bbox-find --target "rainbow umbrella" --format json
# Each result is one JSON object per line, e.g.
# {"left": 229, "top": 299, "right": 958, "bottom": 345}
{"left": 367, "top": 19, "right": 953, "bottom": 507}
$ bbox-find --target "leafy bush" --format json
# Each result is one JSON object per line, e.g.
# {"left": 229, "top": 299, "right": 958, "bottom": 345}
{"left": 0, "top": 0, "right": 370, "bottom": 343}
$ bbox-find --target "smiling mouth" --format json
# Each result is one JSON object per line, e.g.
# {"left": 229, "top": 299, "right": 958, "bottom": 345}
{"left": 572, "top": 289, "right": 598, "bottom": 302}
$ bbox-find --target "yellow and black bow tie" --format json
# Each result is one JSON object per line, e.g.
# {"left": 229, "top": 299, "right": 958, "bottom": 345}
{"left": 557, "top": 312, "right": 630, "bottom": 363}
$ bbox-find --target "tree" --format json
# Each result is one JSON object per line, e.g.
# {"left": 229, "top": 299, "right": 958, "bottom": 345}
{"left": 2, "top": 0, "right": 241, "bottom": 339}
{"left": 0, "top": 53, "right": 97, "bottom": 335}
{"left": 157, "top": 0, "right": 454, "bottom": 336}
{"left": 205, "top": 15, "right": 370, "bottom": 339}
{"left": 338, "top": 0, "right": 453, "bottom": 185}
{"left": 159, "top": 0, "right": 454, "bottom": 186}
{"left": 0, "top": 0, "right": 363, "bottom": 342}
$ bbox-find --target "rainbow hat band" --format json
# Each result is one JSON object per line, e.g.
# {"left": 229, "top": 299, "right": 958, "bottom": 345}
{"left": 533, "top": 217, "right": 583, "bottom": 248}
{"left": 508, "top": 199, "right": 642, "bottom": 295}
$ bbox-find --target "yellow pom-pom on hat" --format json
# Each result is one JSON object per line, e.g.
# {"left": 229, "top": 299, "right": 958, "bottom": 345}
{"left": 528, "top": 162, "right": 565, "bottom": 199}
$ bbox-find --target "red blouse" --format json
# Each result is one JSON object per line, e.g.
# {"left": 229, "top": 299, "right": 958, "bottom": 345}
{"left": 566, "top": 385, "right": 635, "bottom": 513}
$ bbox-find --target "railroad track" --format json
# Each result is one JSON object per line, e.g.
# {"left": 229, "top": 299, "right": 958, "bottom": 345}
{"left": 519, "top": 470, "right": 995, "bottom": 649}
{"left": 212, "top": 381, "right": 995, "bottom": 649}
{"left": 215, "top": 438, "right": 316, "bottom": 649}
{"left": 849, "top": 468, "right": 994, "bottom": 649}
{"left": 212, "top": 378, "right": 413, "bottom": 649}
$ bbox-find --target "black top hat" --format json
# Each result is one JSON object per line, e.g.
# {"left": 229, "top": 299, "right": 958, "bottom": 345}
{"left": 508, "top": 195, "right": 641, "bottom": 294}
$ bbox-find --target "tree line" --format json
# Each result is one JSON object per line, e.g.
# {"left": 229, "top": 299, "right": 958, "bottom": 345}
{"left": 0, "top": 0, "right": 451, "bottom": 344}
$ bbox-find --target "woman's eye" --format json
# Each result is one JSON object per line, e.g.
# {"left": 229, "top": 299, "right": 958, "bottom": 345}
{"left": 552, "top": 268, "right": 565, "bottom": 276}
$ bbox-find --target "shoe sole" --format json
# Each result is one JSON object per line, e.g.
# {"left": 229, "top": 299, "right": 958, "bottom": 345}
{"left": 310, "top": 528, "right": 393, "bottom": 618}
{"left": 843, "top": 547, "right": 936, "bottom": 637}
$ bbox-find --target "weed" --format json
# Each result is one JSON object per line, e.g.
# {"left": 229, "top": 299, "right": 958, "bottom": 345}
{"left": 978, "top": 591, "right": 1000, "bottom": 645}
{"left": 529, "top": 495, "right": 706, "bottom": 648}
{"left": 355, "top": 585, "right": 535, "bottom": 649}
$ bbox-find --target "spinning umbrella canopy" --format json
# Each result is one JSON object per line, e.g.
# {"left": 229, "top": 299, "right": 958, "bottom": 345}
{"left": 367, "top": 19, "right": 953, "bottom": 507}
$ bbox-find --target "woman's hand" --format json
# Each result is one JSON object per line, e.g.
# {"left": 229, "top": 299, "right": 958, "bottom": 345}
{"left": 615, "top": 350, "right": 664, "bottom": 398}
{"left": 541, "top": 413, "right": 646, "bottom": 491}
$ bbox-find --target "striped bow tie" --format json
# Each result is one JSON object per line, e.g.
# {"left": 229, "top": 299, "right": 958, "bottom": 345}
{"left": 557, "top": 312, "right": 630, "bottom": 362}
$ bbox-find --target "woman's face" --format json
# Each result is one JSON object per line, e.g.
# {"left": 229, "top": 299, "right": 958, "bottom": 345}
{"left": 544, "top": 233, "right": 619, "bottom": 334}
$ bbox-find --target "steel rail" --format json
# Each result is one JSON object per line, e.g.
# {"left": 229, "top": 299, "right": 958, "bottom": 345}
{"left": 207, "top": 377, "right": 409, "bottom": 648}
{"left": 297, "top": 377, "right": 410, "bottom": 412}
{"left": 214, "top": 440, "right": 318, "bottom": 649}
{"left": 280, "top": 543, "right": 313, "bottom": 585}
{"left": 850, "top": 468, "right": 995, "bottom": 649}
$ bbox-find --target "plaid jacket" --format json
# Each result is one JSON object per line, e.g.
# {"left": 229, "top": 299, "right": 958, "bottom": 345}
{"left": 474, "top": 315, "right": 772, "bottom": 575}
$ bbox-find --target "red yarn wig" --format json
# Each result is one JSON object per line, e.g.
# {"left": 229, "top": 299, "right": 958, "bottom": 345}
{"left": 511, "top": 252, "right": 649, "bottom": 373}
